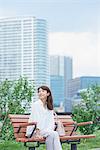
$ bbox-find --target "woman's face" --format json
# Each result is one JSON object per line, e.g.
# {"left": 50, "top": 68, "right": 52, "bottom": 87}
{"left": 38, "top": 88, "right": 49, "bottom": 102}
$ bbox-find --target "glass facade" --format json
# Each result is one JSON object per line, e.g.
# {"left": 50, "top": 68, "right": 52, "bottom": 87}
{"left": 50, "top": 55, "right": 72, "bottom": 108}
{"left": 0, "top": 18, "right": 22, "bottom": 80}
{"left": 33, "top": 19, "right": 49, "bottom": 88}
{"left": 51, "top": 75, "right": 64, "bottom": 107}
{"left": 0, "top": 17, "right": 49, "bottom": 89}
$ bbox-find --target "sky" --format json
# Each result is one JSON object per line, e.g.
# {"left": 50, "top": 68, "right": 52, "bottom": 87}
{"left": 0, "top": 0, "right": 100, "bottom": 77}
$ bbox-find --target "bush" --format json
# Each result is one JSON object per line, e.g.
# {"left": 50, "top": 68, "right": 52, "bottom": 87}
{"left": 73, "top": 85, "right": 100, "bottom": 134}
{"left": 0, "top": 77, "right": 35, "bottom": 140}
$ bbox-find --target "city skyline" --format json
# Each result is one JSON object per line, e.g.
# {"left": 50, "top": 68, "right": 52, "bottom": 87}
{"left": 0, "top": 0, "right": 100, "bottom": 77}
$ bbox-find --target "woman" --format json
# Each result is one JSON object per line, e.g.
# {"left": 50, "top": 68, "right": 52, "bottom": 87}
{"left": 26, "top": 85, "right": 62, "bottom": 150}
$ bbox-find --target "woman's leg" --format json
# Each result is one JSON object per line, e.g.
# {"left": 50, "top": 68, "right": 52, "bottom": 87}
{"left": 45, "top": 131, "right": 62, "bottom": 150}
{"left": 53, "top": 131, "right": 62, "bottom": 150}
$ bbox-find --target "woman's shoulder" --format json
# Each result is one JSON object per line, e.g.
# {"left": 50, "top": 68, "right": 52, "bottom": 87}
{"left": 33, "top": 100, "right": 39, "bottom": 104}
{"left": 33, "top": 99, "right": 41, "bottom": 106}
{"left": 47, "top": 109, "right": 54, "bottom": 114}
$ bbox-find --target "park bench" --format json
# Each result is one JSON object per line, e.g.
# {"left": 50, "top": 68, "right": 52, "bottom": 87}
{"left": 8, "top": 114, "right": 95, "bottom": 150}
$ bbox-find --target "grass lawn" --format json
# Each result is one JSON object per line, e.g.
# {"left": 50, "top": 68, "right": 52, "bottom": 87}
{"left": 0, "top": 130, "right": 100, "bottom": 150}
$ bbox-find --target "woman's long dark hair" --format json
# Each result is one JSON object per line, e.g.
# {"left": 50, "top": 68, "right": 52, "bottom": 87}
{"left": 37, "top": 85, "right": 53, "bottom": 110}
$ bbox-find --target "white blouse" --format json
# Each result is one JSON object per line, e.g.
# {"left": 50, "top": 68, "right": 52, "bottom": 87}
{"left": 26, "top": 99, "right": 55, "bottom": 137}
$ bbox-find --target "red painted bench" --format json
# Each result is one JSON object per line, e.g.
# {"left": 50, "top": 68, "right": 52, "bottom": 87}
{"left": 8, "top": 114, "right": 95, "bottom": 150}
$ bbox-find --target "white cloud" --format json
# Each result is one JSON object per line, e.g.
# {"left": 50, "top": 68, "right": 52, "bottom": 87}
{"left": 49, "top": 32, "right": 100, "bottom": 78}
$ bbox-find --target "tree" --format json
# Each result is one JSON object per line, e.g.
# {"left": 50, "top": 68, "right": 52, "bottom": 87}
{"left": 73, "top": 84, "right": 100, "bottom": 134}
{"left": 0, "top": 77, "right": 35, "bottom": 139}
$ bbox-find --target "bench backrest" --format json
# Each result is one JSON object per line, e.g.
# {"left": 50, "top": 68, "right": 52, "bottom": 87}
{"left": 8, "top": 114, "right": 75, "bottom": 139}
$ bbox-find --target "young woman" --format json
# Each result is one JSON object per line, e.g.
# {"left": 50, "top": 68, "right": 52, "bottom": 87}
{"left": 26, "top": 85, "right": 62, "bottom": 150}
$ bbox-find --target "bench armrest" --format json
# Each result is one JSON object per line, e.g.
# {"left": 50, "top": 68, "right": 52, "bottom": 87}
{"left": 70, "top": 121, "right": 93, "bottom": 136}
{"left": 77, "top": 121, "right": 93, "bottom": 126}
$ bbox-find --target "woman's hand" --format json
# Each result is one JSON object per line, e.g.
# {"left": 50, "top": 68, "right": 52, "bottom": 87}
{"left": 34, "top": 128, "right": 43, "bottom": 138}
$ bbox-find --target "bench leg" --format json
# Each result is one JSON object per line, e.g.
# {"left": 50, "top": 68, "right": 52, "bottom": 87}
{"left": 71, "top": 144, "right": 77, "bottom": 150}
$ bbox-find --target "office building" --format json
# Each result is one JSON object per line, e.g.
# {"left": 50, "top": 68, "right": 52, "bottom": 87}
{"left": 67, "top": 76, "right": 100, "bottom": 106}
{"left": 68, "top": 76, "right": 100, "bottom": 98}
{"left": 0, "top": 17, "right": 49, "bottom": 89}
{"left": 50, "top": 55, "right": 73, "bottom": 111}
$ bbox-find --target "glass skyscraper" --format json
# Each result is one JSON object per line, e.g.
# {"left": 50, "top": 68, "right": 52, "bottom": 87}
{"left": 50, "top": 55, "right": 73, "bottom": 110}
{"left": 0, "top": 17, "right": 49, "bottom": 88}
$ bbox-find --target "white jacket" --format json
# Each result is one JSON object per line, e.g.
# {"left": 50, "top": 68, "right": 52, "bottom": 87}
{"left": 26, "top": 99, "right": 55, "bottom": 137}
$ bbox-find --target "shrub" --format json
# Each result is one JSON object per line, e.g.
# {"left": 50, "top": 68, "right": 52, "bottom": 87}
{"left": 0, "top": 77, "right": 35, "bottom": 140}
{"left": 73, "top": 85, "right": 100, "bottom": 134}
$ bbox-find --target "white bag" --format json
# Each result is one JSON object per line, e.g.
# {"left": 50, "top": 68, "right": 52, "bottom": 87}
{"left": 54, "top": 112, "right": 65, "bottom": 136}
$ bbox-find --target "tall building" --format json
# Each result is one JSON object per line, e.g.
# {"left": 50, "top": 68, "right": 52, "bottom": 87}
{"left": 50, "top": 55, "right": 73, "bottom": 111}
{"left": 0, "top": 17, "right": 49, "bottom": 88}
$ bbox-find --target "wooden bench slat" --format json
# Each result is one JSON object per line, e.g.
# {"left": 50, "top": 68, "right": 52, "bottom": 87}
{"left": 12, "top": 123, "right": 29, "bottom": 127}
{"left": 64, "top": 126, "right": 74, "bottom": 131}
{"left": 54, "top": 115, "right": 72, "bottom": 119}
{"left": 56, "top": 119, "right": 74, "bottom": 122}
{"left": 65, "top": 131, "right": 76, "bottom": 136}
{"left": 9, "top": 114, "right": 29, "bottom": 119}
{"left": 11, "top": 118, "right": 28, "bottom": 123}
{"left": 14, "top": 127, "right": 26, "bottom": 133}
{"left": 14, "top": 133, "right": 26, "bottom": 138}
{"left": 60, "top": 135, "right": 96, "bottom": 141}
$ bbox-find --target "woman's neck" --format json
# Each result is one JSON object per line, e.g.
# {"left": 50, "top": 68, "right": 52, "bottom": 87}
{"left": 40, "top": 99, "right": 47, "bottom": 107}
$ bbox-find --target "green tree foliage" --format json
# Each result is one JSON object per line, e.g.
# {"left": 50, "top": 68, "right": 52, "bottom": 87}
{"left": 0, "top": 77, "right": 35, "bottom": 140}
{"left": 73, "top": 85, "right": 100, "bottom": 134}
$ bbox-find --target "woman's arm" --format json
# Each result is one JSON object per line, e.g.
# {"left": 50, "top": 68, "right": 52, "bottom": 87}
{"left": 47, "top": 110, "right": 55, "bottom": 130}
{"left": 26, "top": 101, "right": 41, "bottom": 137}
